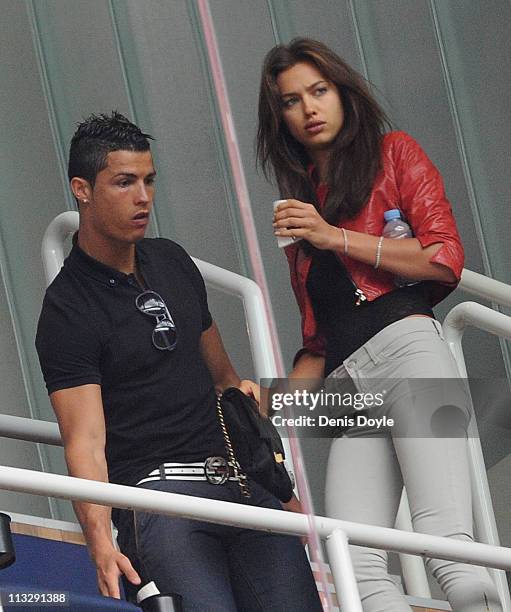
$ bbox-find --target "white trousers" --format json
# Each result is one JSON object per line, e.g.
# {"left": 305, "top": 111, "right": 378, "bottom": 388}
{"left": 325, "top": 317, "right": 502, "bottom": 612}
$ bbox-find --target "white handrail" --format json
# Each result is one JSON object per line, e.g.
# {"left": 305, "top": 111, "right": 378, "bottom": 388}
{"left": 444, "top": 301, "right": 511, "bottom": 349}
{"left": 193, "top": 259, "right": 278, "bottom": 380}
{"left": 392, "top": 267, "right": 511, "bottom": 602}
{"left": 0, "top": 413, "right": 61, "bottom": 446}
{"left": 443, "top": 300, "right": 511, "bottom": 610}
{"left": 1, "top": 467, "right": 511, "bottom": 582}
{"left": 391, "top": 270, "right": 511, "bottom": 602}
{"left": 41, "top": 211, "right": 78, "bottom": 287}
{"left": 459, "top": 269, "right": 511, "bottom": 307}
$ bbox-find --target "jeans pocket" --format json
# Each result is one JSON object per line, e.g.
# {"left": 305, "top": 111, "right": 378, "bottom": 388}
{"left": 430, "top": 317, "right": 445, "bottom": 340}
{"left": 378, "top": 328, "right": 440, "bottom": 362}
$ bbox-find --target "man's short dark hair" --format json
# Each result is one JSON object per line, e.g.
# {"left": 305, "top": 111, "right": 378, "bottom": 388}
{"left": 68, "top": 111, "right": 154, "bottom": 186}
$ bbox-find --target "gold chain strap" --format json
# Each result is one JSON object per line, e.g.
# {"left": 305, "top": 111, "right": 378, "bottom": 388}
{"left": 216, "top": 394, "right": 251, "bottom": 498}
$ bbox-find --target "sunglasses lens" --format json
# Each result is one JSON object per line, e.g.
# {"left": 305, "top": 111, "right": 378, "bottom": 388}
{"left": 136, "top": 291, "right": 178, "bottom": 351}
{"left": 152, "top": 320, "right": 178, "bottom": 351}
{"left": 136, "top": 293, "right": 166, "bottom": 317}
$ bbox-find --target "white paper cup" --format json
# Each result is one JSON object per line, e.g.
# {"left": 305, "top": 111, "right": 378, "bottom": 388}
{"left": 273, "top": 199, "right": 301, "bottom": 248}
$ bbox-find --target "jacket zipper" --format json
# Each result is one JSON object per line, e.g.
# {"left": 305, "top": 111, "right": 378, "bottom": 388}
{"left": 354, "top": 286, "right": 367, "bottom": 306}
{"left": 339, "top": 255, "right": 367, "bottom": 306}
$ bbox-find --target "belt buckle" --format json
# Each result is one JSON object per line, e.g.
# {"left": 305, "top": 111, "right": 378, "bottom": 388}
{"left": 204, "top": 456, "right": 229, "bottom": 485}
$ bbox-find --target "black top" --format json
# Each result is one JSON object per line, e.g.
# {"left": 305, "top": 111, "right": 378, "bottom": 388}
{"left": 306, "top": 249, "right": 434, "bottom": 376}
{"left": 36, "top": 237, "right": 226, "bottom": 488}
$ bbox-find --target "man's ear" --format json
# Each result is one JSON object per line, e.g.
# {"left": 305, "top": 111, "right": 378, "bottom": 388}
{"left": 70, "top": 177, "right": 92, "bottom": 205}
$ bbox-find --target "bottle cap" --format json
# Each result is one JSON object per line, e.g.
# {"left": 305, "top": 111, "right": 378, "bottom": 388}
{"left": 383, "top": 209, "right": 401, "bottom": 221}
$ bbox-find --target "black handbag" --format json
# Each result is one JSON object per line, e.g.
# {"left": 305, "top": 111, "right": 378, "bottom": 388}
{"left": 216, "top": 387, "right": 294, "bottom": 503}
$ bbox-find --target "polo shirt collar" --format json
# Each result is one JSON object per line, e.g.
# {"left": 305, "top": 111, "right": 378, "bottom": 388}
{"left": 66, "top": 232, "right": 147, "bottom": 286}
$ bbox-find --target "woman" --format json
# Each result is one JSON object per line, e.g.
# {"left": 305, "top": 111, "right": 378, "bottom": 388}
{"left": 257, "top": 38, "right": 501, "bottom": 611}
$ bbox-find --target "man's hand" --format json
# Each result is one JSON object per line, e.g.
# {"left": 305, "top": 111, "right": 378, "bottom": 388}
{"left": 50, "top": 385, "right": 141, "bottom": 598}
{"left": 94, "top": 548, "right": 141, "bottom": 599}
{"left": 238, "top": 379, "right": 260, "bottom": 404}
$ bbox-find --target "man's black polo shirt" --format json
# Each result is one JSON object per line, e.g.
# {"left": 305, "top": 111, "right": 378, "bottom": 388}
{"left": 36, "top": 237, "right": 226, "bottom": 487}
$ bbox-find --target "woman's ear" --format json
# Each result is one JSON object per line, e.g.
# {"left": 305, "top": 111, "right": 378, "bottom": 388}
{"left": 70, "top": 177, "right": 92, "bottom": 206}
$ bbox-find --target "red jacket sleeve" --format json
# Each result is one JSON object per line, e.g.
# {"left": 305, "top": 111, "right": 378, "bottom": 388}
{"left": 391, "top": 132, "right": 464, "bottom": 284}
{"left": 284, "top": 244, "right": 326, "bottom": 366}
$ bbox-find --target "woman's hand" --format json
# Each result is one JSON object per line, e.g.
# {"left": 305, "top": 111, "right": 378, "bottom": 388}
{"left": 273, "top": 199, "right": 342, "bottom": 251}
{"left": 282, "top": 494, "right": 308, "bottom": 545}
{"left": 274, "top": 200, "right": 456, "bottom": 282}
{"left": 281, "top": 493, "right": 303, "bottom": 514}
{"left": 238, "top": 379, "right": 260, "bottom": 404}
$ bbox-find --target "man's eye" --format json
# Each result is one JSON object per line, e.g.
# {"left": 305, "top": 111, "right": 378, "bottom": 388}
{"left": 145, "top": 177, "right": 156, "bottom": 186}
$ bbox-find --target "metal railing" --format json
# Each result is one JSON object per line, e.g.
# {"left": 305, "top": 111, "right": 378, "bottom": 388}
{"left": 392, "top": 268, "right": 511, "bottom": 605}
{"left": 1, "top": 211, "right": 511, "bottom": 610}
{"left": 2, "top": 465, "right": 511, "bottom": 612}
{"left": 443, "top": 293, "right": 511, "bottom": 610}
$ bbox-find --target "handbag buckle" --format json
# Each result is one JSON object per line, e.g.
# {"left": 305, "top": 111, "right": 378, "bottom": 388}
{"left": 204, "top": 456, "right": 230, "bottom": 485}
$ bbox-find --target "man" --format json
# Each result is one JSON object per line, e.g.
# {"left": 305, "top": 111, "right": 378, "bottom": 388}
{"left": 36, "top": 112, "right": 322, "bottom": 611}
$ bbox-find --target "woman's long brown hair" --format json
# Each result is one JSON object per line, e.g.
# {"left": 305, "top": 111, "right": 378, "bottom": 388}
{"left": 257, "top": 38, "right": 390, "bottom": 224}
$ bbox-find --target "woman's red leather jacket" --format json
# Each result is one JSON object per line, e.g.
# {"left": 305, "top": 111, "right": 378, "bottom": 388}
{"left": 284, "top": 131, "right": 465, "bottom": 362}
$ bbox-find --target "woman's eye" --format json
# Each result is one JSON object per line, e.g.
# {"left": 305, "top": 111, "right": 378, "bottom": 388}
{"left": 282, "top": 97, "right": 298, "bottom": 109}
{"left": 314, "top": 87, "right": 327, "bottom": 96}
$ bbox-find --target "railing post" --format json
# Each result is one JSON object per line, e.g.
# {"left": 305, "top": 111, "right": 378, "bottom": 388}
{"left": 326, "top": 528, "right": 363, "bottom": 612}
{"left": 443, "top": 301, "right": 511, "bottom": 611}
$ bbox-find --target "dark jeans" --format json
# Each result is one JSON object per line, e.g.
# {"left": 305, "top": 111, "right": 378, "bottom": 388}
{"left": 116, "top": 479, "right": 322, "bottom": 612}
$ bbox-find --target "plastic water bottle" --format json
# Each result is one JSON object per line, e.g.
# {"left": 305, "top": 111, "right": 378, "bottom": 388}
{"left": 382, "top": 209, "right": 415, "bottom": 287}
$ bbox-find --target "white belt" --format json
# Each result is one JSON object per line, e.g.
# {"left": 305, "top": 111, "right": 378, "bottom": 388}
{"left": 136, "top": 458, "right": 239, "bottom": 486}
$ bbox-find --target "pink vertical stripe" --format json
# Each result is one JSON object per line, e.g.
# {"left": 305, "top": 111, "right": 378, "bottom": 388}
{"left": 196, "top": 0, "right": 283, "bottom": 377}
{"left": 196, "top": 1, "right": 333, "bottom": 609}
